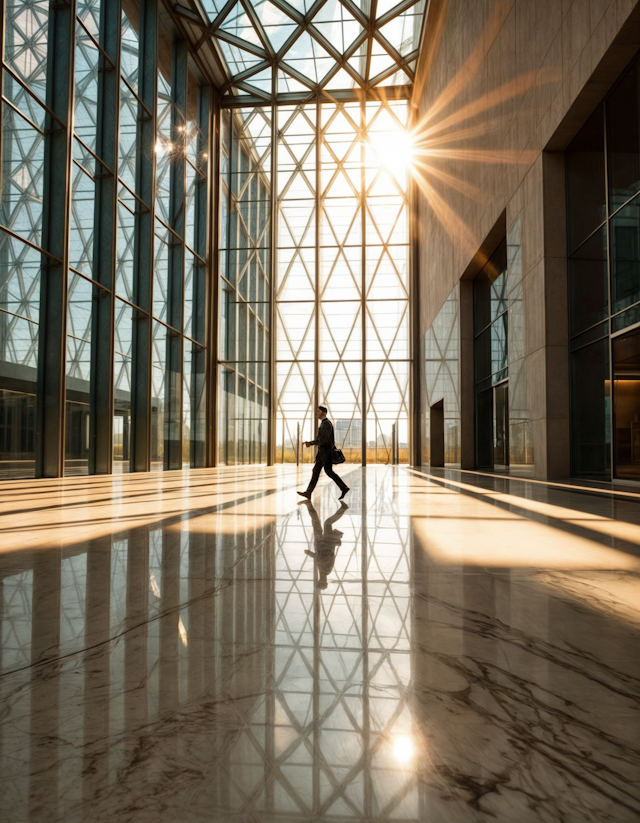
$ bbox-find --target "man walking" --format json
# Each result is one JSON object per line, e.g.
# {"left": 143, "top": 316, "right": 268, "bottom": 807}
{"left": 297, "top": 406, "right": 349, "bottom": 501}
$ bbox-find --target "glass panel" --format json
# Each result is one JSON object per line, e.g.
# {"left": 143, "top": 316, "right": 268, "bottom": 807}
{"left": 184, "top": 341, "right": 206, "bottom": 468}
{"left": 219, "top": 107, "right": 272, "bottom": 465}
{"left": 75, "top": 21, "right": 100, "bottom": 153}
{"left": 566, "top": 105, "right": 606, "bottom": 254}
{"left": 69, "top": 155, "right": 96, "bottom": 276}
{"left": 121, "top": 5, "right": 140, "bottom": 92}
{"left": 119, "top": 81, "right": 139, "bottom": 193}
{"left": 366, "top": 360, "right": 409, "bottom": 463}
{"left": 3, "top": 0, "right": 50, "bottom": 106}
{"left": 0, "top": 230, "right": 40, "bottom": 325}
{"left": 311, "top": 0, "right": 363, "bottom": 54}
{"left": 0, "top": 391, "right": 36, "bottom": 479}
{"left": 116, "top": 190, "right": 136, "bottom": 302}
{"left": 1, "top": 103, "right": 46, "bottom": 248}
{"left": 153, "top": 221, "right": 170, "bottom": 323}
{"left": 114, "top": 299, "right": 132, "bottom": 473}
{"left": 568, "top": 226, "right": 609, "bottom": 337}
{"left": 377, "top": 0, "right": 425, "bottom": 56}
{"left": 613, "top": 328, "right": 640, "bottom": 480}
{"left": 494, "top": 382, "right": 509, "bottom": 469}
{"left": 151, "top": 321, "right": 168, "bottom": 471}
{"left": 421, "top": 289, "right": 460, "bottom": 466}
{"left": 607, "top": 62, "right": 640, "bottom": 213}
{"left": 66, "top": 273, "right": 95, "bottom": 476}
{"left": 77, "top": 0, "right": 101, "bottom": 36}
{"left": 571, "top": 339, "right": 611, "bottom": 478}
{"left": 155, "top": 24, "right": 173, "bottom": 224}
{"left": 611, "top": 193, "right": 640, "bottom": 315}
{"left": 282, "top": 31, "right": 336, "bottom": 84}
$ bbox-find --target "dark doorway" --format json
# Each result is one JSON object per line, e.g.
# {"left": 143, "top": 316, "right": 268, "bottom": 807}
{"left": 430, "top": 400, "right": 444, "bottom": 467}
{"left": 494, "top": 383, "right": 509, "bottom": 471}
{"left": 613, "top": 328, "right": 640, "bottom": 480}
{"left": 476, "top": 383, "right": 509, "bottom": 471}
{"left": 476, "top": 388, "right": 493, "bottom": 468}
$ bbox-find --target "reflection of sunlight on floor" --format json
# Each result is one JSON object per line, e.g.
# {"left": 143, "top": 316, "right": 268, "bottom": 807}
{"left": 408, "top": 469, "right": 640, "bottom": 572}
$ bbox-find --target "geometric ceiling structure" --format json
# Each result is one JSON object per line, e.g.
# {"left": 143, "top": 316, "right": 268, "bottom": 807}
{"left": 197, "top": 0, "right": 426, "bottom": 103}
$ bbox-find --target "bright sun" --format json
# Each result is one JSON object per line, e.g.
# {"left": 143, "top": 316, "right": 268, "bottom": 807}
{"left": 368, "top": 127, "right": 414, "bottom": 180}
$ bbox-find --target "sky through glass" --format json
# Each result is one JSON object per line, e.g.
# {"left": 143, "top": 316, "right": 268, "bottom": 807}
{"left": 201, "top": 0, "right": 426, "bottom": 101}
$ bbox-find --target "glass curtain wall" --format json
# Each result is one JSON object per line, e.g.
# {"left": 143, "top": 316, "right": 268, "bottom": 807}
{"left": 218, "top": 106, "right": 271, "bottom": 466}
{"left": 273, "top": 98, "right": 410, "bottom": 465}
{"left": 0, "top": 0, "right": 49, "bottom": 479}
{"left": 565, "top": 54, "right": 640, "bottom": 480}
{"left": 474, "top": 243, "right": 508, "bottom": 470}
{"left": 0, "top": 0, "right": 209, "bottom": 480}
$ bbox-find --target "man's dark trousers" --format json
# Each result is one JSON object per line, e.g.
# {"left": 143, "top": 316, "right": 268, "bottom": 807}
{"left": 306, "top": 457, "right": 348, "bottom": 494}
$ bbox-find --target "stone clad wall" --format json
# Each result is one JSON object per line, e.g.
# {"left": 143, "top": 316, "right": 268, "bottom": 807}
{"left": 412, "top": 0, "right": 640, "bottom": 477}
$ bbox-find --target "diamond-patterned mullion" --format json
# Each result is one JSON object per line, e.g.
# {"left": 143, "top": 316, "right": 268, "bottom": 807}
{"left": 319, "top": 304, "right": 360, "bottom": 360}
{"left": 320, "top": 248, "right": 361, "bottom": 299}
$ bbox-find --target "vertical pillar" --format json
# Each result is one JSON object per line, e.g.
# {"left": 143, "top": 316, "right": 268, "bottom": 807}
{"left": 89, "top": 0, "right": 122, "bottom": 474}
{"left": 361, "top": 99, "right": 367, "bottom": 466}
{"left": 165, "top": 40, "right": 187, "bottom": 470}
{"left": 314, "top": 100, "right": 320, "bottom": 421}
{"left": 192, "top": 85, "right": 210, "bottom": 468}
{"left": 267, "top": 94, "right": 277, "bottom": 465}
{"left": 36, "top": 0, "right": 76, "bottom": 477}
{"left": 131, "top": 0, "right": 158, "bottom": 472}
{"left": 410, "top": 176, "right": 422, "bottom": 466}
{"left": 207, "top": 93, "right": 219, "bottom": 467}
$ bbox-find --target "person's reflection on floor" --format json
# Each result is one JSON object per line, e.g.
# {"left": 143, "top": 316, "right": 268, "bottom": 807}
{"left": 302, "top": 499, "right": 348, "bottom": 589}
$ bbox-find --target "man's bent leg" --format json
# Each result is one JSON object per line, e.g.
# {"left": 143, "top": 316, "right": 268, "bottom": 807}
{"left": 322, "top": 462, "right": 348, "bottom": 492}
{"left": 306, "top": 460, "right": 323, "bottom": 494}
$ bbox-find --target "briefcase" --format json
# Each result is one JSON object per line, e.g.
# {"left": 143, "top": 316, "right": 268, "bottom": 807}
{"left": 332, "top": 446, "right": 346, "bottom": 465}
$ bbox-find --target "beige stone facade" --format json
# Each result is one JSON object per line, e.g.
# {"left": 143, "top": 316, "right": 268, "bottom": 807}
{"left": 412, "top": 0, "right": 640, "bottom": 478}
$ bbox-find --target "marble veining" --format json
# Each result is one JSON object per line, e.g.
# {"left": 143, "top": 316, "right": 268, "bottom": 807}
{"left": 1, "top": 465, "right": 640, "bottom": 821}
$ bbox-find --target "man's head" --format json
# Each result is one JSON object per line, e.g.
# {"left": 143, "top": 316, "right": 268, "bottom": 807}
{"left": 316, "top": 405, "right": 328, "bottom": 420}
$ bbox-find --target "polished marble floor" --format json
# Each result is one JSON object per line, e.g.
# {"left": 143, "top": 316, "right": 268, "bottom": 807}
{"left": 1, "top": 465, "right": 639, "bottom": 822}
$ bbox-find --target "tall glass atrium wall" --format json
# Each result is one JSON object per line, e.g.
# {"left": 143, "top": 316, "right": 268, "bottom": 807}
{"left": 0, "top": 0, "right": 425, "bottom": 478}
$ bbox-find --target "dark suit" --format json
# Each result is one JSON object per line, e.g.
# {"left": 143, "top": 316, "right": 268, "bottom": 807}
{"left": 305, "top": 417, "right": 348, "bottom": 495}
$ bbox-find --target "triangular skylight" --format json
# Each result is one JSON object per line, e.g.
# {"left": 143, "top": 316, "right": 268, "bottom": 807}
{"left": 202, "top": 0, "right": 427, "bottom": 99}
{"left": 324, "top": 67, "right": 358, "bottom": 91}
{"left": 201, "top": 0, "right": 228, "bottom": 18}
{"left": 311, "top": 0, "right": 363, "bottom": 54}
{"left": 283, "top": 30, "right": 337, "bottom": 84}
{"left": 369, "top": 39, "right": 397, "bottom": 78}
{"left": 377, "top": 0, "right": 424, "bottom": 56}
{"left": 252, "top": 0, "right": 299, "bottom": 52}
{"left": 219, "top": 1, "right": 264, "bottom": 48}
{"left": 247, "top": 66, "right": 273, "bottom": 92}
{"left": 218, "top": 39, "right": 265, "bottom": 75}
{"left": 278, "top": 68, "right": 313, "bottom": 93}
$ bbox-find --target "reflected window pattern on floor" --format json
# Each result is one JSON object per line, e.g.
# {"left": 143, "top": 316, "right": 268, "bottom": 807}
{"left": 219, "top": 475, "right": 419, "bottom": 819}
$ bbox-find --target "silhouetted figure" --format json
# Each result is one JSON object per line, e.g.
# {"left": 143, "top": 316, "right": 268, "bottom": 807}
{"left": 297, "top": 406, "right": 349, "bottom": 501}
{"left": 303, "top": 499, "right": 348, "bottom": 589}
